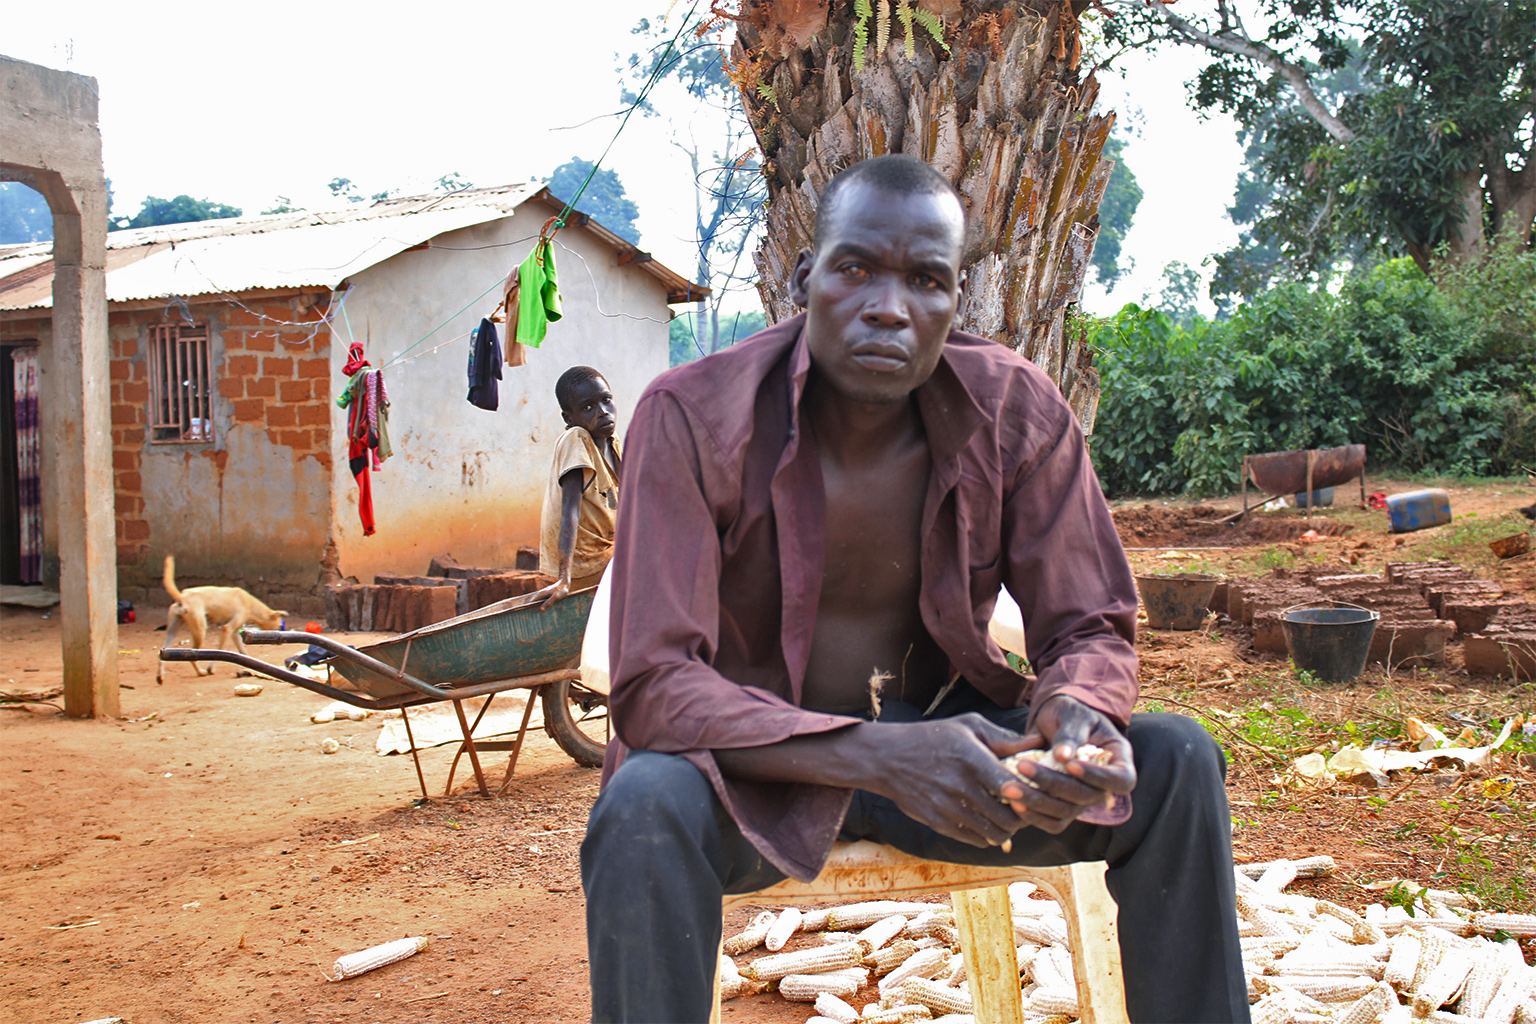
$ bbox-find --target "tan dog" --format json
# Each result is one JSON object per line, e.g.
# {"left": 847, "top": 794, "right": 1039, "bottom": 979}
{"left": 157, "top": 555, "right": 287, "bottom": 682}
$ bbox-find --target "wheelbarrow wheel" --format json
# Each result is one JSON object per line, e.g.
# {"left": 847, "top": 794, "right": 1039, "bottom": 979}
{"left": 542, "top": 678, "right": 609, "bottom": 768}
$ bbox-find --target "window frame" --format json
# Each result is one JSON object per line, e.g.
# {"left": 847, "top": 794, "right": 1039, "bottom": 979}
{"left": 146, "top": 323, "right": 213, "bottom": 444}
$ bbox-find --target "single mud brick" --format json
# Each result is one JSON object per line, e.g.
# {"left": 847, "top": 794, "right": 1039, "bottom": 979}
{"left": 372, "top": 585, "right": 396, "bottom": 633}
{"left": 357, "top": 586, "right": 375, "bottom": 632}
{"left": 1443, "top": 598, "right": 1527, "bottom": 637}
{"left": 1423, "top": 580, "right": 1505, "bottom": 615}
{"left": 385, "top": 586, "right": 443, "bottom": 633}
{"left": 424, "top": 585, "right": 456, "bottom": 627}
{"left": 466, "top": 571, "right": 549, "bottom": 611}
{"left": 1367, "top": 619, "right": 1454, "bottom": 668}
{"left": 427, "top": 553, "right": 465, "bottom": 578}
{"left": 1463, "top": 633, "right": 1536, "bottom": 678}
{"left": 516, "top": 545, "right": 540, "bottom": 571}
{"left": 1251, "top": 609, "right": 1289, "bottom": 654}
{"left": 1209, "top": 580, "right": 1229, "bottom": 614}
{"left": 325, "top": 583, "right": 362, "bottom": 630}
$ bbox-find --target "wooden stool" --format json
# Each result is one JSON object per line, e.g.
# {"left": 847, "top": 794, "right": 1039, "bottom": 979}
{"left": 714, "top": 840, "right": 1127, "bottom": 1023}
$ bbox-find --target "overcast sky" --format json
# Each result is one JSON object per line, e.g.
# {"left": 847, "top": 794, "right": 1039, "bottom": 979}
{"left": 5, "top": 1, "right": 1242, "bottom": 317}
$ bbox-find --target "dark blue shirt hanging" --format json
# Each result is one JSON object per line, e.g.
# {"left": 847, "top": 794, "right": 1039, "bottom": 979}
{"left": 466, "top": 317, "right": 503, "bottom": 411}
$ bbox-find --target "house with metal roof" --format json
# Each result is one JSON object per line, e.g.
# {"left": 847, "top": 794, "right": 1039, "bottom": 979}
{"left": 0, "top": 184, "right": 704, "bottom": 610}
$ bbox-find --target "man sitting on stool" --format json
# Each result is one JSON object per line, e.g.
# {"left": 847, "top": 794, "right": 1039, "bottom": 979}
{"left": 582, "top": 155, "right": 1248, "bottom": 1024}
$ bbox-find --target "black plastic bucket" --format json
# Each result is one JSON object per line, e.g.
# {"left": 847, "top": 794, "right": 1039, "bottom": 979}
{"left": 1280, "top": 603, "right": 1378, "bottom": 683}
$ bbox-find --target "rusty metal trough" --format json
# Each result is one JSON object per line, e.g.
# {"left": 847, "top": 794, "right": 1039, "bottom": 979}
{"left": 1240, "top": 444, "right": 1367, "bottom": 515}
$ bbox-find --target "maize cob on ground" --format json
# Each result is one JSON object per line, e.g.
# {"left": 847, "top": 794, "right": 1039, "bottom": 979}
{"left": 1385, "top": 933, "right": 1422, "bottom": 990}
{"left": 806, "top": 1017, "right": 847, "bottom": 1024}
{"left": 898, "top": 977, "right": 973, "bottom": 1015}
{"left": 1239, "top": 855, "right": 1339, "bottom": 879}
{"left": 743, "top": 940, "right": 867, "bottom": 982}
{"left": 860, "top": 1003, "right": 934, "bottom": 1023}
{"left": 1026, "top": 987, "right": 1079, "bottom": 1016}
{"left": 1471, "top": 913, "right": 1536, "bottom": 939}
{"left": 813, "top": 991, "right": 861, "bottom": 1023}
{"left": 857, "top": 914, "right": 910, "bottom": 953}
{"left": 779, "top": 971, "right": 863, "bottom": 1002}
{"left": 1455, "top": 941, "right": 1513, "bottom": 1019}
{"left": 725, "top": 910, "right": 779, "bottom": 955}
{"left": 1334, "top": 980, "right": 1398, "bottom": 1024}
{"left": 811, "top": 901, "right": 936, "bottom": 931}
{"left": 864, "top": 940, "right": 920, "bottom": 975}
{"left": 876, "top": 946, "right": 948, "bottom": 994}
{"left": 327, "top": 936, "right": 429, "bottom": 981}
{"left": 767, "top": 907, "right": 805, "bottom": 951}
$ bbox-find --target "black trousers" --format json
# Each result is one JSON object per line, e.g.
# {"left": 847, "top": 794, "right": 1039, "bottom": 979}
{"left": 581, "top": 697, "right": 1251, "bottom": 1024}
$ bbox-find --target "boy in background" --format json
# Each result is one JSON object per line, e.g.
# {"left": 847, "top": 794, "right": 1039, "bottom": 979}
{"left": 538, "top": 366, "right": 621, "bottom": 607}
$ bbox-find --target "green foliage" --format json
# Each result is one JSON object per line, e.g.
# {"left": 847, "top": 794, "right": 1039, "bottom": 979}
{"left": 669, "top": 309, "right": 767, "bottom": 367}
{"left": 1106, "top": 0, "right": 1536, "bottom": 279}
{"left": 547, "top": 158, "right": 641, "bottom": 245}
{"left": 261, "top": 196, "right": 301, "bottom": 215}
{"left": 1090, "top": 132, "right": 1142, "bottom": 290}
{"left": 0, "top": 182, "right": 52, "bottom": 244}
{"left": 113, "top": 195, "right": 242, "bottom": 231}
{"left": 1090, "top": 251, "right": 1536, "bottom": 496}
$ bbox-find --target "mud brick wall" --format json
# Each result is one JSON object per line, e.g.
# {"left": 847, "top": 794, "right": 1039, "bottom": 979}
{"left": 107, "top": 293, "right": 332, "bottom": 608}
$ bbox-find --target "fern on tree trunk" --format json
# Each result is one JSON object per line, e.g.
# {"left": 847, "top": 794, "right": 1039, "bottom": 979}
{"left": 728, "top": 0, "right": 1113, "bottom": 431}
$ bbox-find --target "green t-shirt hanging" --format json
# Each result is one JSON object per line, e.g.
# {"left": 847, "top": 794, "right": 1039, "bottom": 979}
{"left": 516, "top": 238, "right": 562, "bottom": 347}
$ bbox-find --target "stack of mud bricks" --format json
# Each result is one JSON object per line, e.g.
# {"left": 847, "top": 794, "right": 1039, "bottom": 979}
{"left": 1388, "top": 560, "right": 1536, "bottom": 679}
{"left": 324, "top": 550, "right": 549, "bottom": 632}
{"left": 1226, "top": 567, "right": 1457, "bottom": 668}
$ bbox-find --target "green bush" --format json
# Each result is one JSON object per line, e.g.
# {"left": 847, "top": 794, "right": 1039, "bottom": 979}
{"left": 1087, "top": 252, "right": 1536, "bottom": 496}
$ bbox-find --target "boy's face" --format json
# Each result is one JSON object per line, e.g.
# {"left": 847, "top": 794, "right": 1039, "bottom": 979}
{"left": 562, "top": 376, "right": 617, "bottom": 439}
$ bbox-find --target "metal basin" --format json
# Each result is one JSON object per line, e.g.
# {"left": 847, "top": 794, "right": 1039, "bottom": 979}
{"left": 1244, "top": 444, "right": 1366, "bottom": 497}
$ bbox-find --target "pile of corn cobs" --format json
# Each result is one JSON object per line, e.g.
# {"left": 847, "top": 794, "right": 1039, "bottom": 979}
{"left": 720, "top": 855, "right": 1536, "bottom": 1024}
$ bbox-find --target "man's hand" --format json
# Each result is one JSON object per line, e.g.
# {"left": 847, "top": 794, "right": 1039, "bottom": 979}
{"left": 1000, "top": 695, "right": 1136, "bottom": 835}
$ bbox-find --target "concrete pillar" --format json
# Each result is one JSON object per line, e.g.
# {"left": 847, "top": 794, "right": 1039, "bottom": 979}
{"left": 1, "top": 55, "right": 119, "bottom": 717}
{"left": 51, "top": 184, "right": 118, "bottom": 718}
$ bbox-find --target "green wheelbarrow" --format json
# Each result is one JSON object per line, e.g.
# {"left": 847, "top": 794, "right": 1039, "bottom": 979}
{"left": 159, "top": 588, "right": 609, "bottom": 799}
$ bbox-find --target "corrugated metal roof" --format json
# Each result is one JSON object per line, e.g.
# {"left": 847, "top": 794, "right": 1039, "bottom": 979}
{"left": 0, "top": 184, "right": 708, "bottom": 310}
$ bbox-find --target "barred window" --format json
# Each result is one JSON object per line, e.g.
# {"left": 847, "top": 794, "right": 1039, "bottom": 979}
{"left": 147, "top": 323, "right": 213, "bottom": 443}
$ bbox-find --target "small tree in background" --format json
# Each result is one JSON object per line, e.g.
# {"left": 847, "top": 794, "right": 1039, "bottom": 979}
{"left": 546, "top": 158, "right": 642, "bottom": 245}
{"left": 113, "top": 195, "right": 242, "bottom": 231}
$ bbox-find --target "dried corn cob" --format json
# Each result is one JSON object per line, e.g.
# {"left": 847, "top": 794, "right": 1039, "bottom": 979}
{"left": 1385, "top": 933, "right": 1422, "bottom": 991}
{"left": 876, "top": 947, "right": 948, "bottom": 994}
{"left": 1456, "top": 941, "right": 1511, "bottom": 1019}
{"left": 1515, "top": 999, "right": 1536, "bottom": 1024}
{"left": 1009, "top": 896, "right": 1059, "bottom": 918}
{"left": 742, "top": 940, "right": 866, "bottom": 982}
{"left": 1272, "top": 958, "right": 1386, "bottom": 981}
{"left": 899, "top": 977, "right": 973, "bottom": 1015}
{"left": 928, "top": 1016, "right": 976, "bottom": 1024}
{"left": 1250, "top": 995, "right": 1292, "bottom": 1024}
{"left": 1029, "top": 946, "right": 1071, "bottom": 992}
{"left": 1251, "top": 976, "right": 1332, "bottom": 1012}
{"left": 1262, "top": 975, "right": 1378, "bottom": 1002}
{"left": 823, "top": 931, "right": 859, "bottom": 944}
{"left": 1412, "top": 929, "right": 1452, "bottom": 995}
{"left": 1483, "top": 965, "right": 1536, "bottom": 1024}
{"left": 779, "top": 971, "right": 863, "bottom": 1002}
{"left": 327, "top": 936, "right": 429, "bottom": 980}
{"left": 720, "top": 974, "right": 759, "bottom": 1001}
{"left": 1239, "top": 855, "right": 1338, "bottom": 879}
{"left": 1319, "top": 900, "right": 1388, "bottom": 945}
{"left": 1471, "top": 913, "right": 1536, "bottom": 939}
{"left": 1027, "top": 988, "right": 1079, "bottom": 1016}
{"left": 725, "top": 910, "right": 778, "bottom": 955}
{"left": 940, "top": 951, "right": 965, "bottom": 987}
{"left": 767, "top": 907, "right": 805, "bottom": 952}
{"left": 1258, "top": 859, "right": 1300, "bottom": 892}
{"left": 859, "top": 1004, "right": 934, "bottom": 1023}
{"left": 864, "top": 940, "right": 919, "bottom": 976}
{"left": 1334, "top": 982, "right": 1397, "bottom": 1024}
{"left": 821, "top": 901, "right": 935, "bottom": 931}
{"left": 813, "top": 991, "right": 861, "bottom": 1023}
{"left": 857, "top": 914, "right": 910, "bottom": 953}
{"left": 1013, "top": 915, "right": 1068, "bottom": 947}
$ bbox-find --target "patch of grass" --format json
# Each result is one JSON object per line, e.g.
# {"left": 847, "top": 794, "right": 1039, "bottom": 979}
{"left": 1417, "top": 510, "right": 1530, "bottom": 565}
{"left": 1255, "top": 546, "right": 1296, "bottom": 571}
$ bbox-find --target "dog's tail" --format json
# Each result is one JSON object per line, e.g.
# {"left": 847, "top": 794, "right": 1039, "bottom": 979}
{"left": 163, "top": 555, "right": 185, "bottom": 606}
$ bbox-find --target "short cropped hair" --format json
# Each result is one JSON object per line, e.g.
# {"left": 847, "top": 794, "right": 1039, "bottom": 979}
{"left": 555, "top": 365, "right": 607, "bottom": 412}
{"left": 813, "top": 154, "right": 964, "bottom": 249}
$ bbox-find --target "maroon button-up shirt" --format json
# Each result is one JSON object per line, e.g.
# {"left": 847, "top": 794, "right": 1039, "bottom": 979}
{"left": 604, "top": 314, "right": 1138, "bottom": 880}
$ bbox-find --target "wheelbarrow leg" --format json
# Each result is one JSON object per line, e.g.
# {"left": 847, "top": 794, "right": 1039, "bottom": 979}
{"left": 497, "top": 684, "right": 545, "bottom": 796}
{"left": 449, "top": 697, "right": 492, "bottom": 798}
{"left": 399, "top": 707, "right": 431, "bottom": 802}
{"left": 445, "top": 695, "right": 500, "bottom": 796}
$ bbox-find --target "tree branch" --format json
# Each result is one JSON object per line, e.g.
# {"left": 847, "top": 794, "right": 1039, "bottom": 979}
{"left": 1148, "top": 1, "right": 1357, "bottom": 143}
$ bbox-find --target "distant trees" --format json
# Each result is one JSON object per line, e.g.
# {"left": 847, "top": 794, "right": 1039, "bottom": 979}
{"left": 1090, "top": 132, "right": 1143, "bottom": 290}
{"left": 1106, "top": 0, "right": 1536, "bottom": 281}
{"left": 546, "top": 158, "right": 642, "bottom": 244}
{"left": 112, "top": 195, "right": 242, "bottom": 231}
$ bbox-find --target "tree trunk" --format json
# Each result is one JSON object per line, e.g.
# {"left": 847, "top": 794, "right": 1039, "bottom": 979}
{"left": 730, "top": 0, "right": 1115, "bottom": 432}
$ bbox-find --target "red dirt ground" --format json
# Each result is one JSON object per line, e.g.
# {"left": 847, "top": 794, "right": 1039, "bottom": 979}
{"left": 3, "top": 478, "right": 1534, "bottom": 1023}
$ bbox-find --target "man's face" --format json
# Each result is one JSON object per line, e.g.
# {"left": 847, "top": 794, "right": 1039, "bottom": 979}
{"left": 563, "top": 376, "right": 617, "bottom": 439}
{"left": 790, "top": 182, "right": 967, "bottom": 405}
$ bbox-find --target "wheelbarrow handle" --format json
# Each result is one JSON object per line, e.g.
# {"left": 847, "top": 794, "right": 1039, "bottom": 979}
{"left": 158, "top": 648, "right": 406, "bottom": 709}
{"left": 240, "top": 629, "right": 426, "bottom": 689}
